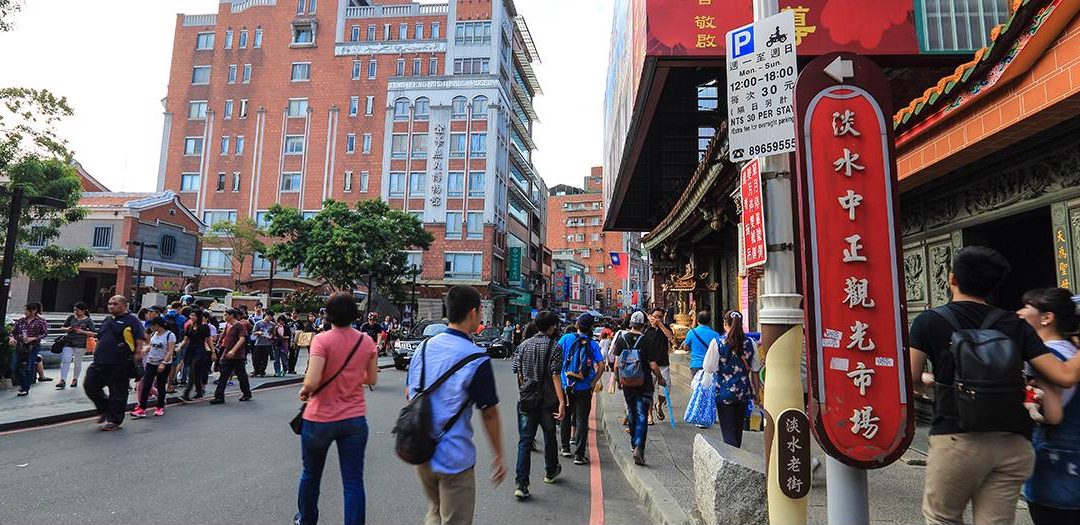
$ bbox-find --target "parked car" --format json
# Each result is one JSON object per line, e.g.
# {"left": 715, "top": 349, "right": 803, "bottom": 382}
{"left": 391, "top": 320, "right": 447, "bottom": 370}
{"left": 473, "top": 327, "right": 511, "bottom": 358}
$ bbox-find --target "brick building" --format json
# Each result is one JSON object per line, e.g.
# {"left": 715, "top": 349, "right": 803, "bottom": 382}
{"left": 546, "top": 167, "right": 646, "bottom": 317}
{"left": 158, "top": 0, "right": 546, "bottom": 324}
{"left": 11, "top": 165, "right": 203, "bottom": 313}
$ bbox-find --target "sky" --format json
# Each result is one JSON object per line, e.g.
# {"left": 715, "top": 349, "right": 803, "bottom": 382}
{"left": 0, "top": 0, "right": 613, "bottom": 192}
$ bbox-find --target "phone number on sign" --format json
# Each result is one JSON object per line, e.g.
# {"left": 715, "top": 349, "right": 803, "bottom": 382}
{"left": 747, "top": 138, "right": 796, "bottom": 156}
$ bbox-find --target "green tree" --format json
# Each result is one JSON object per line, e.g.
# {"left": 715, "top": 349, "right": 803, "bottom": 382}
{"left": 204, "top": 217, "right": 265, "bottom": 291}
{"left": 264, "top": 199, "right": 433, "bottom": 294}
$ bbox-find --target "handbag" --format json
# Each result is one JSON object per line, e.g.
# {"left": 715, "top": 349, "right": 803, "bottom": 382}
{"left": 86, "top": 335, "right": 97, "bottom": 354}
{"left": 51, "top": 335, "right": 69, "bottom": 354}
{"left": 289, "top": 333, "right": 366, "bottom": 435}
{"left": 683, "top": 369, "right": 717, "bottom": 428}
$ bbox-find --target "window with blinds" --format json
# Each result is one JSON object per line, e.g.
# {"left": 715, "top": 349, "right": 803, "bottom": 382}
{"left": 918, "top": 0, "right": 1010, "bottom": 53}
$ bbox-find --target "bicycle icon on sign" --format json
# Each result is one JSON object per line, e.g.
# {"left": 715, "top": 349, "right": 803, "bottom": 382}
{"left": 766, "top": 26, "right": 787, "bottom": 47}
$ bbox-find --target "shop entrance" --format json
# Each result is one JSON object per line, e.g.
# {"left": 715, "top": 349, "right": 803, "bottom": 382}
{"left": 962, "top": 207, "right": 1056, "bottom": 311}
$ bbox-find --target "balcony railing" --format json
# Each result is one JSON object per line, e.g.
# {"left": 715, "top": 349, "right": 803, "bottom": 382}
{"left": 231, "top": 0, "right": 276, "bottom": 14}
{"left": 345, "top": 3, "right": 448, "bottom": 18}
{"left": 182, "top": 14, "right": 217, "bottom": 27}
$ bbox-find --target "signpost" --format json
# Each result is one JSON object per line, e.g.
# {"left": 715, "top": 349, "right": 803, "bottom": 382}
{"left": 725, "top": 10, "right": 798, "bottom": 162}
{"left": 794, "top": 52, "right": 913, "bottom": 523}
{"left": 741, "top": 158, "right": 767, "bottom": 268}
{"left": 776, "top": 409, "right": 812, "bottom": 499}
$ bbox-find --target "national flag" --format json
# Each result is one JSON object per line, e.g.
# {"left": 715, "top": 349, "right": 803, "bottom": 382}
{"left": 611, "top": 252, "right": 629, "bottom": 280}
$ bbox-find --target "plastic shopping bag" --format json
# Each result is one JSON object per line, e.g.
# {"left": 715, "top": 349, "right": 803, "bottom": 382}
{"left": 683, "top": 370, "right": 717, "bottom": 428}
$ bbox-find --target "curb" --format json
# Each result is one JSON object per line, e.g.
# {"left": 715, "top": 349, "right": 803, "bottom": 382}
{"left": 0, "top": 376, "right": 305, "bottom": 433}
{"left": 596, "top": 392, "right": 695, "bottom": 525}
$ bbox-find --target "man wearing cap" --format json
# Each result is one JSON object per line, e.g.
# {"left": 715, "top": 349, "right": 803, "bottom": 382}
{"left": 557, "top": 313, "right": 605, "bottom": 465}
{"left": 612, "top": 311, "right": 666, "bottom": 465}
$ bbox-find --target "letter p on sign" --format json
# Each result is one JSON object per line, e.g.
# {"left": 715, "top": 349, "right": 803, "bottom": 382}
{"left": 730, "top": 26, "right": 754, "bottom": 59}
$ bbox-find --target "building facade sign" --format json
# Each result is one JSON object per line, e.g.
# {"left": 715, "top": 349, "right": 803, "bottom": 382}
{"left": 741, "top": 158, "right": 767, "bottom": 268}
{"left": 508, "top": 247, "right": 523, "bottom": 287}
{"left": 795, "top": 53, "right": 913, "bottom": 469}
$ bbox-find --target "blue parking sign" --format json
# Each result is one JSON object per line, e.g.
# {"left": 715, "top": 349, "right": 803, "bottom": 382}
{"left": 730, "top": 24, "right": 754, "bottom": 59}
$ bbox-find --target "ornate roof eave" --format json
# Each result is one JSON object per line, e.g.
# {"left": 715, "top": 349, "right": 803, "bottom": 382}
{"left": 893, "top": 0, "right": 1075, "bottom": 143}
{"left": 642, "top": 124, "right": 734, "bottom": 252}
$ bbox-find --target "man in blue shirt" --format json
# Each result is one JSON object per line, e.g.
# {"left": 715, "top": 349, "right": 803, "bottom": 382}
{"left": 558, "top": 313, "right": 605, "bottom": 464}
{"left": 681, "top": 311, "right": 720, "bottom": 377}
{"left": 406, "top": 286, "right": 504, "bottom": 524}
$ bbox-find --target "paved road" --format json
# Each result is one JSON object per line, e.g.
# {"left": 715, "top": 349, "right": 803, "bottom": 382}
{"left": 0, "top": 360, "right": 647, "bottom": 524}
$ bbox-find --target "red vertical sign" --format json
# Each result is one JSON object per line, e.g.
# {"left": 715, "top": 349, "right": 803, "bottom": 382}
{"left": 741, "top": 158, "right": 767, "bottom": 269}
{"left": 794, "top": 53, "right": 913, "bottom": 469}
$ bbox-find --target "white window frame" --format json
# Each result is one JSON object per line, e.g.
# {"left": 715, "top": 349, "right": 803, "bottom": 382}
{"left": 445, "top": 211, "right": 463, "bottom": 239}
{"left": 183, "top": 137, "right": 204, "bottom": 156}
{"left": 346, "top": 133, "right": 356, "bottom": 154}
{"left": 388, "top": 172, "right": 405, "bottom": 196}
{"left": 232, "top": 172, "right": 241, "bottom": 192}
{"left": 360, "top": 171, "right": 369, "bottom": 192}
{"left": 390, "top": 134, "right": 408, "bottom": 158}
{"left": 280, "top": 172, "right": 302, "bottom": 192}
{"left": 350, "top": 25, "right": 361, "bottom": 42}
{"left": 216, "top": 172, "right": 227, "bottom": 192}
{"left": 224, "top": 30, "right": 234, "bottom": 49}
{"left": 466, "top": 212, "right": 483, "bottom": 239}
{"left": 235, "top": 135, "right": 245, "bottom": 156}
{"left": 238, "top": 29, "right": 249, "bottom": 49}
{"left": 195, "top": 32, "right": 215, "bottom": 51}
{"left": 220, "top": 135, "right": 229, "bottom": 156}
{"left": 352, "top": 60, "right": 361, "bottom": 80}
{"left": 284, "top": 135, "right": 305, "bottom": 155}
{"left": 201, "top": 248, "right": 233, "bottom": 275}
{"left": 239, "top": 99, "right": 248, "bottom": 119}
{"left": 228, "top": 64, "right": 237, "bottom": 84}
{"left": 364, "top": 96, "right": 374, "bottom": 116}
{"left": 188, "top": 100, "right": 208, "bottom": 120}
{"left": 408, "top": 171, "right": 427, "bottom": 196}
{"left": 180, "top": 173, "right": 200, "bottom": 192}
{"left": 191, "top": 66, "right": 211, "bottom": 85}
{"left": 242, "top": 64, "right": 252, "bottom": 84}
{"left": 253, "top": 28, "right": 263, "bottom": 48}
{"left": 91, "top": 225, "right": 113, "bottom": 249}
{"left": 447, "top": 171, "right": 464, "bottom": 196}
{"left": 367, "top": 59, "right": 377, "bottom": 80}
{"left": 349, "top": 96, "right": 359, "bottom": 116}
{"left": 287, "top": 98, "right": 309, "bottom": 118}
{"left": 361, "top": 133, "right": 372, "bottom": 154}
{"left": 223, "top": 99, "right": 234, "bottom": 120}
{"left": 291, "top": 62, "right": 311, "bottom": 82}
{"left": 343, "top": 170, "right": 353, "bottom": 192}
{"left": 444, "top": 252, "right": 482, "bottom": 280}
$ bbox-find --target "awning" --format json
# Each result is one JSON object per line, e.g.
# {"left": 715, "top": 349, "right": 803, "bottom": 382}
{"left": 586, "top": 310, "right": 604, "bottom": 318}
{"left": 489, "top": 283, "right": 523, "bottom": 300}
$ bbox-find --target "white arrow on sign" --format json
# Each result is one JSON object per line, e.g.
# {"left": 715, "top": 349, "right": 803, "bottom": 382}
{"left": 824, "top": 56, "right": 854, "bottom": 83}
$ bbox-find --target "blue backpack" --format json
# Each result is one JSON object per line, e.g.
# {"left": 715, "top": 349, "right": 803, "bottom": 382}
{"left": 563, "top": 335, "right": 593, "bottom": 388}
{"left": 617, "top": 333, "right": 645, "bottom": 388}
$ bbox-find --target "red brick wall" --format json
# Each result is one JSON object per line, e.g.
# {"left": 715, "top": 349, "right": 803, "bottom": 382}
{"left": 897, "top": 13, "right": 1080, "bottom": 188}
{"left": 546, "top": 189, "right": 626, "bottom": 298}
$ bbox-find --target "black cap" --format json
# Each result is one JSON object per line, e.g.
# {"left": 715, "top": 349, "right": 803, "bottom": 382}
{"left": 577, "top": 313, "right": 594, "bottom": 330}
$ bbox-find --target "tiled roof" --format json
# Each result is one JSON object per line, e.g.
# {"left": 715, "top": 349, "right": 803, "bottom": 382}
{"left": 893, "top": 0, "right": 1057, "bottom": 135}
{"left": 79, "top": 193, "right": 157, "bottom": 208}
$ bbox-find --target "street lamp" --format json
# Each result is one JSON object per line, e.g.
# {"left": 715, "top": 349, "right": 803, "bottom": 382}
{"left": 410, "top": 264, "right": 420, "bottom": 325}
{"left": 0, "top": 185, "right": 67, "bottom": 328}
{"left": 128, "top": 240, "right": 158, "bottom": 310}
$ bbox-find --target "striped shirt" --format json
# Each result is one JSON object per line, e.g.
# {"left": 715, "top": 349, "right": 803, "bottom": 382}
{"left": 512, "top": 333, "right": 562, "bottom": 407}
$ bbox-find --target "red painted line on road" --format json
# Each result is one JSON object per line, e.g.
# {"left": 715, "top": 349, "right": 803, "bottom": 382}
{"left": 0, "top": 382, "right": 301, "bottom": 437}
{"left": 588, "top": 395, "right": 605, "bottom": 525}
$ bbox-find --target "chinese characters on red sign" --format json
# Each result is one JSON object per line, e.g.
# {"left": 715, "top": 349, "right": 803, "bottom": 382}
{"left": 795, "top": 53, "right": 913, "bottom": 469}
{"left": 741, "top": 158, "right": 767, "bottom": 268}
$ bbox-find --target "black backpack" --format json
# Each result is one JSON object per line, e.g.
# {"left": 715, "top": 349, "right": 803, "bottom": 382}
{"left": 933, "top": 307, "right": 1029, "bottom": 434}
{"left": 393, "top": 339, "right": 487, "bottom": 465}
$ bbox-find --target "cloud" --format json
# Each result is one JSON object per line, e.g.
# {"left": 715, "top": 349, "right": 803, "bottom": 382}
{"left": 0, "top": 0, "right": 611, "bottom": 192}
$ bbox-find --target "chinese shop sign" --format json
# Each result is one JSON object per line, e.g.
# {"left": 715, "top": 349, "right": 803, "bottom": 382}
{"left": 741, "top": 158, "right": 767, "bottom": 268}
{"left": 794, "top": 53, "right": 913, "bottom": 469}
{"left": 508, "top": 247, "right": 523, "bottom": 287}
{"left": 430, "top": 124, "right": 447, "bottom": 207}
{"left": 777, "top": 409, "right": 812, "bottom": 499}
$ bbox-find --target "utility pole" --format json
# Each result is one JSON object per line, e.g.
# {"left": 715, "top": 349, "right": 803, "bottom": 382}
{"left": 750, "top": 1, "right": 809, "bottom": 524}
{"left": 128, "top": 241, "right": 158, "bottom": 310}
{"left": 267, "top": 258, "right": 276, "bottom": 308}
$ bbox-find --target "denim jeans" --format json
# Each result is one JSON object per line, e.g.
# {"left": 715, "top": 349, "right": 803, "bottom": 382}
{"left": 515, "top": 407, "right": 559, "bottom": 487}
{"left": 297, "top": 416, "right": 368, "bottom": 525}
{"left": 17, "top": 345, "right": 40, "bottom": 392}
{"left": 624, "top": 391, "right": 652, "bottom": 451}
{"left": 272, "top": 344, "right": 287, "bottom": 375}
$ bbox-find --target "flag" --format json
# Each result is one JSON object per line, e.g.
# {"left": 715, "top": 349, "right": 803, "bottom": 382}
{"left": 610, "top": 252, "right": 629, "bottom": 280}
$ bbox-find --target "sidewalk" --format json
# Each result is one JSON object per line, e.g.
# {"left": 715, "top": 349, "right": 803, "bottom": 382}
{"left": 0, "top": 350, "right": 396, "bottom": 432}
{"left": 596, "top": 353, "right": 1033, "bottom": 525}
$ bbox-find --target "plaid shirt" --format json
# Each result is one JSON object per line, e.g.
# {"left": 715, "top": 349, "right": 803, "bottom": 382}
{"left": 13, "top": 316, "right": 49, "bottom": 345}
{"left": 512, "top": 333, "right": 562, "bottom": 407}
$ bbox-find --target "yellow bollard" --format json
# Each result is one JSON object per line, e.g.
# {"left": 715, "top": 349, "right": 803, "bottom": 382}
{"left": 763, "top": 325, "right": 808, "bottom": 525}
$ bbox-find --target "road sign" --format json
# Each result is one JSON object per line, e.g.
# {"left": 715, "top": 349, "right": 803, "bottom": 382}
{"left": 726, "top": 10, "right": 798, "bottom": 162}
{"left": 794, "top": 52, "right": 913, "bottom": 469}
{"left": 741, "top": 158, "right": 767, "bottom": 268}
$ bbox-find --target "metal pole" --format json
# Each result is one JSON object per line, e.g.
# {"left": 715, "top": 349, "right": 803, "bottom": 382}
{"left": 365, "top": 274, "right": 373, "bottom": 317}
{"left": 0, "top": 186, "right": 25, "bottom": 332}
{"left": 267, "top": 258, "right": 276, "bottom": 308}
{"left": 411, "top": 266, "right": 417, "bottom": 324}
{"left": 751, "top": 1, "right": 809, "bottom": 524}
{"left": 135, "top": 242, "right": 146, "bottom": 309}
{"left": 826, "top": 456, "right": 869, "bottom": 525}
